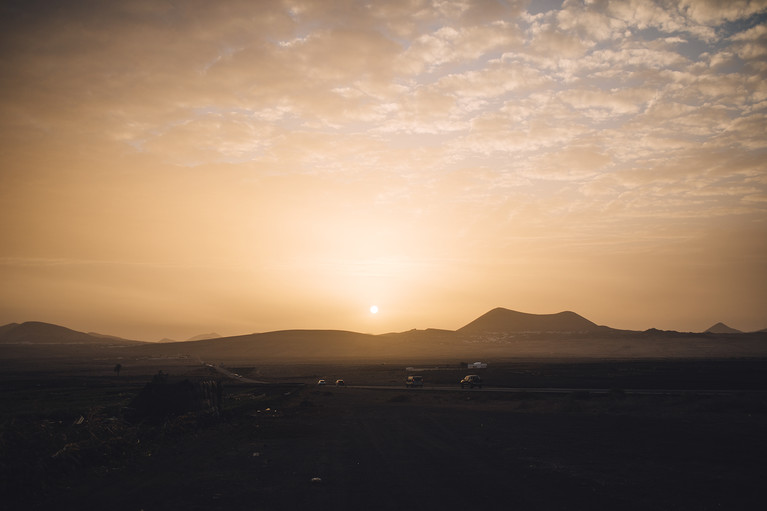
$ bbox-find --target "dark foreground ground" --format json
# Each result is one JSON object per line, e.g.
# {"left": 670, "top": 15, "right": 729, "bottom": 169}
{"left": 2, "top": 359, "right": 766, "bottom": 510}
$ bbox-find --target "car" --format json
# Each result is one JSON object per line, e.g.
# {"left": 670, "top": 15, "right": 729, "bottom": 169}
{"left": 335, "top": 379, "right": 345, "bottom": 386}
{"left": 405, "top": 375, "right": 423, "bottom": 388}
{"left": 317, "top": 379, "right": 326, "bottom": 386}
{"left": 460, "top": 374, "right": 482, "bottom": 389}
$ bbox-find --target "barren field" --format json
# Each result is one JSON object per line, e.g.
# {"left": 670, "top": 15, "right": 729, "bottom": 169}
{"left": 2, "top": 359, "right": 766, "bottom": 510}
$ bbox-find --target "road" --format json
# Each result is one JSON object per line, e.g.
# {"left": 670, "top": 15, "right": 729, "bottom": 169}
{"left": 208, "top": 362, "right": 764, "bottom": 396}
{"left": 342, "top": 384, "right": 767, "bottom": 396}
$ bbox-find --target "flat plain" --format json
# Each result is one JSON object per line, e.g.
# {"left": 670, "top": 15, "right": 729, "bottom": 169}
{"left": 2, "top": 357, "right": 766, "bottom": 510}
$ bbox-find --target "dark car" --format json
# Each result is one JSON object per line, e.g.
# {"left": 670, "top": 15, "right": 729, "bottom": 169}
{"left": 335, "top": 379, "right": 345, "bottom": 386}
{"left": 460, "top": 374, "right": 482, "bottom": 389}
{"left": 405, "top": 375, "right": 423, "bottom": 388}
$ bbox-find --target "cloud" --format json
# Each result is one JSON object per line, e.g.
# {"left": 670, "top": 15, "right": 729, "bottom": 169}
{"left": 436, "top": 57, "right": 550, "bottom": 99}
{"left": 558, "top": 87, "right": 656, "bottom": 116}
{"left": 396, "top": 21, "right": 521, "bottom": 74}
{"left": 524, "top": 143, "right": 613, "bottom": 181}
{"left": 556, "top": 1, "right": 626, "bottom": 41}
{"left": 680, "top": 0, "right": 767, "bottom": 25}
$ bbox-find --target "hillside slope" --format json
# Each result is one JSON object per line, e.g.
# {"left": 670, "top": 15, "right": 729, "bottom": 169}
{"left": 0, "top": 321, "right": 142, "bottom": 345}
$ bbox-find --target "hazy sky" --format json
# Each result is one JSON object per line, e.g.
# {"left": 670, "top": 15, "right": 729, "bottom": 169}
{"left": 2, "top": 0, "right": 766, "bottom": 340}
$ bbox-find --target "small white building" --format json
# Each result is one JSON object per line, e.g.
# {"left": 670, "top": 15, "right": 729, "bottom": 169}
{"left": 468, "top": 362, "right": 487, "bottom": 369}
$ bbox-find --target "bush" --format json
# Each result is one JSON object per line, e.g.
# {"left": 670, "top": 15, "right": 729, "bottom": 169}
{"left": 128, "top": 372, "right": 222, "bottom": 422}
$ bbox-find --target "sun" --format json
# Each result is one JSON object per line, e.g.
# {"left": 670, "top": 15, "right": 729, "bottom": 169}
{"left": 369, "top": 305, "right": 379, "bottom": 314}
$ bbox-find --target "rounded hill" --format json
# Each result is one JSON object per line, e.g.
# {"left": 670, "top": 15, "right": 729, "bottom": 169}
{"left": 457, "top": 308, "right": 602, "bottom": 334}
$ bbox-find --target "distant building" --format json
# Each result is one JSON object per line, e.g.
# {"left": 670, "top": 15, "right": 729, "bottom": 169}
{"left": 468, "top": 362, "right": 487, "bottom": 369}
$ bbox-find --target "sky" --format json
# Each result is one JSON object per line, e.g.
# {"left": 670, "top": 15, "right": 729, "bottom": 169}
{"left": 1, "top": 0, "right": 766, "bottom": 341}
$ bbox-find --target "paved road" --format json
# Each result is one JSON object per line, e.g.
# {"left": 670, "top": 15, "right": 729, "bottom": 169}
{"left": 206, "top": 362, "right": 765, "bottom": 395}
{"left": 345, "top": 384, "right": 767, "bottom": 395}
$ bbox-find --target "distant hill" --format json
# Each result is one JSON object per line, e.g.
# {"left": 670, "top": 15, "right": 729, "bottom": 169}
{"left": 128, "top": 329, "right": 387, "bottom": 361}
{"left": 458, "top": 308, "right": 605, "bottom": 334}
{"left": 0, "top": 321, "right": 142, "bottom": 345}
{"left": 187, "top": 333, "right": 222, "bottom": 342}
{"left": 705, "top": 322, "right": 742, "bottom": 334}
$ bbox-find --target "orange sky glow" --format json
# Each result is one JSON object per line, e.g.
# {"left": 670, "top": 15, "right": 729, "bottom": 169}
{"left": 1, "top": 0, "right": 766, "bottom": 340}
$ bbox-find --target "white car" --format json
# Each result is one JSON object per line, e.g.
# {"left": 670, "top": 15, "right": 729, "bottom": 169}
{"left": 317, "top": 379, "right": 326, "bottom": 385}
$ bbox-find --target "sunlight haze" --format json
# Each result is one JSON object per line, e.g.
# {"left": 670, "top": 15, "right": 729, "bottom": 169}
{"left": 1, "top": 0, "right": 766, "bottom": 340}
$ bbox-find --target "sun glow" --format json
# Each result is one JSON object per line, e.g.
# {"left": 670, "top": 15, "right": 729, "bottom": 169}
{"left": 369, "top": 305, "right": 379, "bottom": 314}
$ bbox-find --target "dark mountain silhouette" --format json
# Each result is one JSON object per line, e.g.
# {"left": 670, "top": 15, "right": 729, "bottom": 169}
{"left": 458, "top": 308, "right": 605, "bottom": 333}
{"left": 705, "top": 322, "right": 742, "bottom": 334}
{"left": 0, "top": 321, "right": 142, "bottom": 345}
{"left": 3, "top": 310, "right": 766, "bottom": 360}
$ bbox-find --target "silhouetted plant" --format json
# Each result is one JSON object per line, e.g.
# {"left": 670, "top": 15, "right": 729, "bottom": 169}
{"left": 128, "top": 373, "right": 221, "bottom": 422}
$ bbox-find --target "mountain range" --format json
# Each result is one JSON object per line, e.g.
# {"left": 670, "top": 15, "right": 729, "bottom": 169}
{"left": 2, "top": 309, "right": 765, "bottom": 361}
